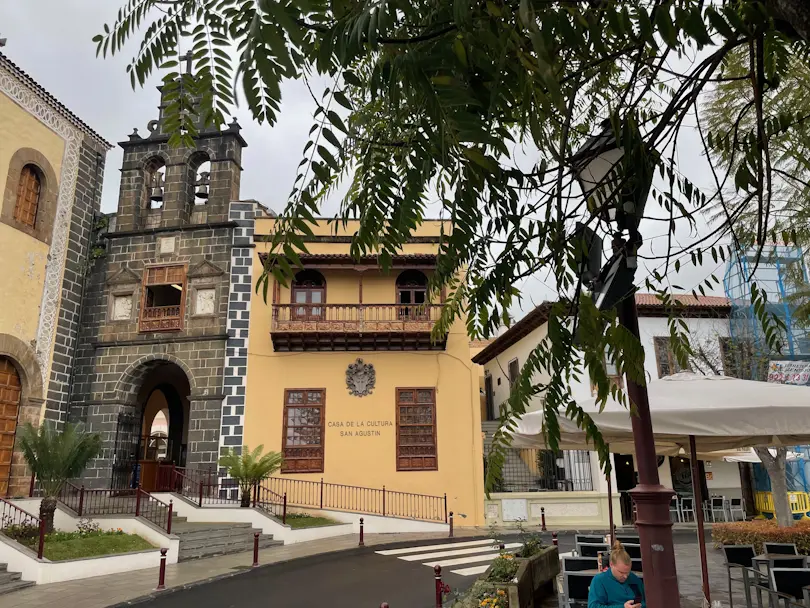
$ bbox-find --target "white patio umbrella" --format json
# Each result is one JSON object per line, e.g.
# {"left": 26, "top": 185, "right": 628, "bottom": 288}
{"left": 509, "top": 372, "right": 810, "bottom": 604}
{"left": 512, "top": 372, "right": 810, "bottom": 453}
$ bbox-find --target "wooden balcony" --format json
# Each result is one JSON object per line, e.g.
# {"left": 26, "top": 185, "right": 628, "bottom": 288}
{"left": 271, "top": 304, "right": 446, "bottom": 351}
{"left": 139, "top": 305, "right": 183, "bottom": 332}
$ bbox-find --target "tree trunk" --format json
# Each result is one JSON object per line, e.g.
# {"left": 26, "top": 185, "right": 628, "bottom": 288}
{"left": 240, "top": 488, "right": 251, "bottom": 508}
{"left": 767, "top": 0, "right": 810, "bottom": 42}
{"left": 739, "top": 462, "right": 757, "bottom": 518}
{"left": 39, "top": 496, "right": 57, "bottom": 534}
{"left": 754, "top": 447, "right": 793, "bottom": 527}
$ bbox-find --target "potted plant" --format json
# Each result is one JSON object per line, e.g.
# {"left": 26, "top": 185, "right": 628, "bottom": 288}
{"left": 18, "top": 423, "right": 102, "bottom": 533}
{"left": 219, "top": 445, "right": 283, "bottom": 507}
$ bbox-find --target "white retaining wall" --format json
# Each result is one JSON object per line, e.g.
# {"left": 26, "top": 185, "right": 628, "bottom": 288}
{"left": 282, "top": 507, "right": 450, "bottom": 533}
{"left": 153, "top": 492, "right": 448, "bottom": 539}
{"left": 152, "top": 493, "right": 354, "bottom": 544}
{"left": 9, "top": 498, "right": 179, "bottom": 563}
{"left": 0, "top": 535, "right": 166, "bottom": 585}
{"left": 1, "top": 498, "right": 180, "bottom": 583}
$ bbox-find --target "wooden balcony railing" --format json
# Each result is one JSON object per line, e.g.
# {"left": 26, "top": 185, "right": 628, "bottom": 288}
{"left": 140, "top": 305, "right": 183, "bottom": 332}
{"left": 272, "top": 304, "right": 442, "bottom": 333}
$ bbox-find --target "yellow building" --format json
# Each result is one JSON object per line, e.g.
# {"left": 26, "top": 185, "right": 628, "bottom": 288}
{"left": 244, "top": 218, "right": 485, "bottom": 525}
{"left": 0, "top": 51, "right": 110, "bottom": 496}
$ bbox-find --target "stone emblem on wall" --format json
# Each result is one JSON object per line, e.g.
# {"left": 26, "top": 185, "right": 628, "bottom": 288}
{"left": 346, "top": 358, "right": 376, "bottom": 397}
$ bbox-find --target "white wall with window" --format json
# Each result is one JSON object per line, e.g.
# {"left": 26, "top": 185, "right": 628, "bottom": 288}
{"left": 474, "top": 295, "right": 745, "bottom": 528}
{"left": 567, "top": 313, "right": 732, "bottom": 400}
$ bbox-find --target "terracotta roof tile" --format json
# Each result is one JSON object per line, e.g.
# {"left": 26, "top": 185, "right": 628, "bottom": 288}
{"left": 472, "top": 293, "right": 731, "bottom": 365}
{"left": 634, "top": 293, "right": 730, "bottom": 308}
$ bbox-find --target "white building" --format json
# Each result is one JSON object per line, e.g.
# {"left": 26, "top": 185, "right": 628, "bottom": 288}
{"left": 473, "top": 293, "right": 747, "bottom": 528}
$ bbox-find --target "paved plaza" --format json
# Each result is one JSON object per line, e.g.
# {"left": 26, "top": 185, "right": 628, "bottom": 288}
{"left": 0, "top": 526, "right": 741, "bottom": 608}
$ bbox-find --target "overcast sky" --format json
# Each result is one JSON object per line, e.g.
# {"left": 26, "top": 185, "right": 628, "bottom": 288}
{"left": 0, "top": 1, "right": 727, "bottom": 320}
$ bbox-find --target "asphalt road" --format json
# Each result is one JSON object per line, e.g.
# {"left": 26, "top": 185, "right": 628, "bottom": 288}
{"left": 132, "top": 530, "right": 709, "bottom": 608}
{"left": 136, "top": 536, "right": 509, "bottom": 608}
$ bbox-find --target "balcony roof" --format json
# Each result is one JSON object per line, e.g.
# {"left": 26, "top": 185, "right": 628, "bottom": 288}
{"left": 258, "top": 252, "right": 437, "bottom": 269}
{"left": 472, "top": 293, "right": 731, "bottom": 365}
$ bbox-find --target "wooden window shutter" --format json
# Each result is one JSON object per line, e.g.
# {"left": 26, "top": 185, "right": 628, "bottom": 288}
{"left": 14, "top": 165, "right": 41, "bottom": 228}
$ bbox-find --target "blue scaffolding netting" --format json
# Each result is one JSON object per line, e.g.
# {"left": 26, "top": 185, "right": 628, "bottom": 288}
{"left": 725, "top": 246, "right": 810, "bottom": 492}
{"left": 753, "top": 448, "right": 810, "bottom": 492}
{"left": 724, "top": 245, "right": 810, "bottom": 371}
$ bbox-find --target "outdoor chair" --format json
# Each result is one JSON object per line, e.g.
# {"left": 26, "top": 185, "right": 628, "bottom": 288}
{"left": 765, "top": 556, "right": 806, "bottom": 571}
{"left": 669, "top": 496, "right": 681, "bottom": 522}
{"left": 765, "top": 543, "right": 799, "bottom": 556}
{"left": 563, "top": 572, "right": 595, "bottom": 608}
{"left": 722, "top": 545, "right": 757, "bottom": 608}
{"left": 710, "top": 497, "right": 728, "bottom": 522}
{"left": 631, "top": 558, "right": 643, "bottom": 573}
{"left": 680, "top": 496, "right": 696, "bottom": 522}
{"left": 770, "top": 568, "right": 810, "bottom": 605}
{"left": 729, "top": 497, "right": 746, "bottom": 521}
{"left": 577, "top": 542, "right": 609, "bottom": 558}
{"left": 562, "top": 556, "right": 598, "bottom": 572}
{"left": 615, "top": 534, "right": 640, "bottom": 544}
{"left": 575, "top": 534, "right": 604, "bottom": 545}
{"left": 741, "top": 563, "right": 772, "bottom": 608}
{"left": 623, "top": 543, "right": 643, "bottom": 559}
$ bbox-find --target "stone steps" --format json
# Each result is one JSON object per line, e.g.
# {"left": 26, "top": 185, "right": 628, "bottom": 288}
{"left": 173, "top": 521, "right": 282, "bottom": 561}
{"left": 0, "top": 564, "right": 34, "bottom": 596}
{"left": 171, "top": 513, "right": 188, "bottom": 524}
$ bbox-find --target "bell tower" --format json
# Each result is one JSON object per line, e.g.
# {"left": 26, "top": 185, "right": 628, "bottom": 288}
{"left": 115, "top": 55, "right": 246, "bottom": 231}
{"left": 69, "top": 54, "right": 256, "bottom": 486}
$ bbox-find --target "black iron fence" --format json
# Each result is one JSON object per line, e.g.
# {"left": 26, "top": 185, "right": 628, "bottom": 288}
{"left": 489, "top": 449, "right": 594, "bottom": 492}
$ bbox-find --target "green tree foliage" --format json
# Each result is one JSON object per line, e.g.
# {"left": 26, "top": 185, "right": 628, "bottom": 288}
{"left": 96, "top": 0, "right": 810, "bottom": 487}
{"left": 219, "top": 445, "right": 283, "bottom": 507}
{"left": 18, "top": 423, "right": 101, "bottom": 532}
{"left": 704, "top": 42, "right": 810, "bottom": 329}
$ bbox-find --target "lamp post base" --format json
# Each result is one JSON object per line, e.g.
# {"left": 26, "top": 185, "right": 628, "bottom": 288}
{"left": 629, "top": 484, "right": 679, "bottom": 608}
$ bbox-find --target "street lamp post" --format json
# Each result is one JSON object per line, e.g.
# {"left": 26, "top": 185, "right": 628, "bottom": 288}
{"left": 572, "top": 119, "right": 680, "bottom": 608}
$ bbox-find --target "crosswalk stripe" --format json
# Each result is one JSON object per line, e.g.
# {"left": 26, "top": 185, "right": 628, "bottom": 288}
{"left": 375, "top": 539, "right": 495, "bottom": 556}
{"left": 398, "top": 542, "right": 521, "bottom": 562}
{"left": 422, "top": 551, "right": 502, "bottom": 567}
{"left": 450, "top": 564, "right": 491, "bottom": 576}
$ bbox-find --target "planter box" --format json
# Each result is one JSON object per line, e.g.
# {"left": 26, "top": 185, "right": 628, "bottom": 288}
{"left": 481, "top": 546, "right": 560, "bottom": 608}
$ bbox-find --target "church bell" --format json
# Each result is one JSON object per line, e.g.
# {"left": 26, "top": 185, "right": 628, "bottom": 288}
{"left": 195, "top": 171, "right": 210, "bottom": 200}
{"left": 149, "top": 172, "right": 164, "bottom": 202}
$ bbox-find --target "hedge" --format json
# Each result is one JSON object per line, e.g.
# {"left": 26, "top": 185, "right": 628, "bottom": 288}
{"left": 712, "top": 520, "right": 810, "bottom": 554}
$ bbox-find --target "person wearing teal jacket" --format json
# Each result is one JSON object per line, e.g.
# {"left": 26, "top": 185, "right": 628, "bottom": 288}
{"left": 587, "top": 542, "right": 646, "bottom": 608}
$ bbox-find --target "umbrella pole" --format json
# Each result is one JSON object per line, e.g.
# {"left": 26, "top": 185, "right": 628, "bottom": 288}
{"left": 607, "top": 449, "right": 616, "bottom": 546}
{"left": 689, "top": 434, "right": 711, "bottom": 606}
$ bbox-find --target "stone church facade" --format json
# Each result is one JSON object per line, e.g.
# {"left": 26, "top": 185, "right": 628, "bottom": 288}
{"left": 68, "top": 83, "right": 259, "bottom": 489}
{"left": 0, "top": 52, "right": 110, "bottom": 496}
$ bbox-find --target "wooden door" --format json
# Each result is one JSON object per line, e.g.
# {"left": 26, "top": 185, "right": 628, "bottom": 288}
{"left": 0, "top": 358, "right": 21, "bottom": 496}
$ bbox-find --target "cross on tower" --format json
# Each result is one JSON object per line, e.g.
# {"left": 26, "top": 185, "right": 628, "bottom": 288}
{"left": 180, "top": 51, "right": 193, "bottom": 74}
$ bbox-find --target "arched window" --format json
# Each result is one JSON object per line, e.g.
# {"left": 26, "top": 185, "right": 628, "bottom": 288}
{"left": 291, "top": 270, "right": 326, "bottom": 320}
{"left": 396, "top": 270, "right": 428, "bottom": 320}
{"left": 14, "top": 164, "right": 42, "bottom": 228}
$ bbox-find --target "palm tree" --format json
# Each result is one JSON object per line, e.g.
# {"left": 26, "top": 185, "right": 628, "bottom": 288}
{"left": 18, "top": 423, "right": 101, "bottom": 533}
{"left": 219, "top": 445, "right": 283, "bottom": 507}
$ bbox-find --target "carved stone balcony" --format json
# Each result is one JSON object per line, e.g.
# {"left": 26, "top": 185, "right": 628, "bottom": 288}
{"left": 270, "top": 304, "right": 446, "bottom": 351}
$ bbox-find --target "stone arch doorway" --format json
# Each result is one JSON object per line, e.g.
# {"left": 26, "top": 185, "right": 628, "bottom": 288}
{"left": 0, "top": 357, "right": 22, "bottom": 496}
{"left": 111, "top": 359, "right": 191, "bottom": 491}
{"left": 141, "top": 383, "right": 187, "bottom": 466}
